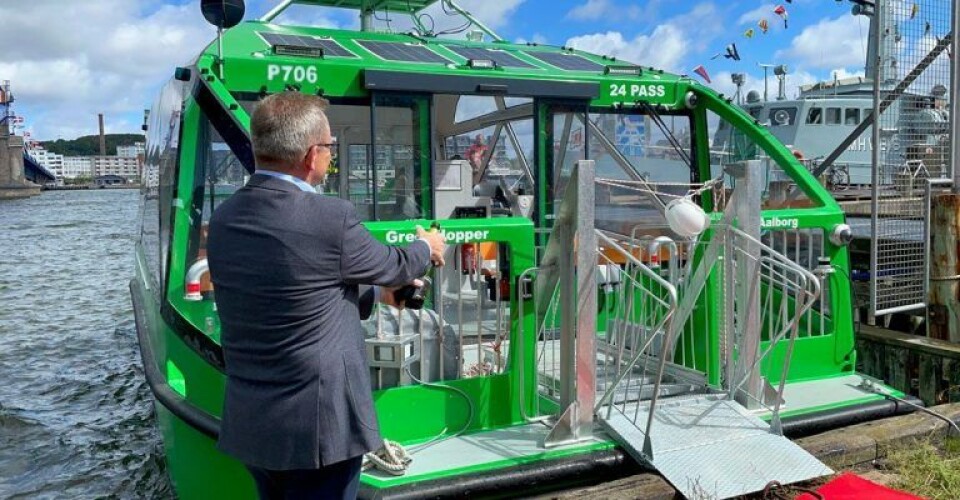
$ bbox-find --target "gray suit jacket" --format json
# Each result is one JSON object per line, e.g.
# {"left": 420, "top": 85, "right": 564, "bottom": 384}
{"left": 207, "top": 174, "right": 430, "bottom": 470}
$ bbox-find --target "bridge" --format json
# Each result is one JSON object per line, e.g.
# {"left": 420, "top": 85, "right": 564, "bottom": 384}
{"left": 0, "top": 120, "right": 42, "bottom": 199}
{"left": 22, "top": 150, "right": 56, "bottom": 184}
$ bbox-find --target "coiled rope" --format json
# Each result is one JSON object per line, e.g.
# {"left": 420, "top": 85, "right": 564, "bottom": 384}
{"left": 362, "top": 439, "right": 411, "bottom": 476}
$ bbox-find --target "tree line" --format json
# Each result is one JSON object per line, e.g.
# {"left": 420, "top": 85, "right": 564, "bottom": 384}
{"left": 42, "top": 134, "right": 143, "bottom": 156}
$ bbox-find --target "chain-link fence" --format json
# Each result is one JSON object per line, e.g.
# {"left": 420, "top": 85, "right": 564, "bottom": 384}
{"left": 870, "top": 0, "right": 953, "bottom": 318}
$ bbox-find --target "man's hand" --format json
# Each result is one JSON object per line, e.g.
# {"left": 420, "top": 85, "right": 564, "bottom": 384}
{"left": 381, "top": 279, "right": 423, "bottom": 309}
{"left": 416, "top": 225, "right": 446, "bottom": 267}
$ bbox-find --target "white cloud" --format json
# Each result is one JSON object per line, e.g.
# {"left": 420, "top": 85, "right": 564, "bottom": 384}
{"left": 515, "top": 33, "right": 548, "bottom": 45}
{"left": 566, "top": 0, "right": 611, "bottom": 21}
{"left": 565, "top": 2, "right": 722, "bottom": 73}
{"left": 360, "top": 0, "right": 523, "bottom": 39}
{"left": 567, "top": 24, "right": 687, "bottom": 71}
{"left": 455, "top": 0, "right": 525, "bottom": 29}
{"left": 737, "top": 3, "right": 776, "bottom": 26}
{"left": 776, "top": 14, "right": 868, "bottom": 70}
{"left": 0, "top": 1, "right": 215, "bottom": 140}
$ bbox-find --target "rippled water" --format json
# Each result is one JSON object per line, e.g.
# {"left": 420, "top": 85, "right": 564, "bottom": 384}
{"left": 0, "top": 190, "right": 172, "bottom": 499}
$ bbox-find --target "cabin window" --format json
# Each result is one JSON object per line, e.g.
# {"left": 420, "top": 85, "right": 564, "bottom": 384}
{"left": 238, "top": 94, "right": 430, "bottom": 221}
{"left": 770, "top": 107, "right": 796, "bottom": 127}
{"left": 708, "top": 109, "right": 816, "bottom": 210}
{"left": 143, "top": 80, "right": 186, "bottom": 293}
{"left": 368, "top": 94, "right": 429, "bottom": 221}
{"left": 589, "top": 109, "right": 696, "bottom": 234}
{"left": 546, "top": 106, "right": 587, "bottom": 204}
{"left": 845, "top": 108, "right": 860, "bottom": 125}
{"left": 184, "top": 112, "right": 251, "bottom": 300}
{"left": 806, "top": 107, "right": 823, "bottom": 125}
{"left": 435, "top": 94, "right": 535, "bottom": 219}
{"left": 826, "top": 107, "right": 841, "bottom": 125}
{"left": 321, "top": 95, "right": 429, "bottom": 221}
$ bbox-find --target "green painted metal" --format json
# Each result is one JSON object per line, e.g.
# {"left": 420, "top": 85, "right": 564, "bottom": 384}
{"left": 131, "top": 7, "right": 890, "bottom": 498}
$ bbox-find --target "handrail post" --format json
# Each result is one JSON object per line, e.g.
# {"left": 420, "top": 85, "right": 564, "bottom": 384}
{"left": 544, "top": 160, "right": 597, "bottom": 447}
{"left": 729, "top": 160, "right": 764, "bottom": 408}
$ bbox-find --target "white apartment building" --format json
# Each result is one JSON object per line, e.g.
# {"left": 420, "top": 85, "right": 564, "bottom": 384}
{"left": 63, "top": 156, "right": 93, "bottom": 179}
{"left": 91, "top": 155, "right": 140, "bottom": 181}
{"left": 27, "top": 147, "right": 65, "bottom": 180}
{"left": 117, "top": 142, "right": 145, "bottom": 158}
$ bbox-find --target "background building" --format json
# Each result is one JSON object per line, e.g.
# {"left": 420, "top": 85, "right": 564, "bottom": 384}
{"left": 91, "top": 155, "right": 139, "bottom": 182}
{"left": 117, "top": 142, "right": 145, "bottom": 158}
{"left": 27, "top": 147, "right": 65, "bottom": 181}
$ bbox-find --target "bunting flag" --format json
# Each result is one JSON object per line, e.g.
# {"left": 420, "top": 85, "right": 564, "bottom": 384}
{"left": 711, "top": 44, "right": 740, "bottom": 61}
{"left": 724, "top": 43, "right": 741, "bottom": 61}
{"left": 758, "top": 18, "right": 769, "bottom": 34}
{"left": 774, "top": 5, "right": 788, "bottom": 29}
{"left": 693, "top": 65, "right": 711, "bottom": 83}
{"left": 697, "top": 0, "right": 944, "bottom": 90}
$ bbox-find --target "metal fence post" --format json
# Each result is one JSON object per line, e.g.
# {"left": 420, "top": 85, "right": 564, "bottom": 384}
{"left": 544, "top": 160, "right": 597, "bottom": 447}
{"left": 729, "top": 160, "right": 763, "bottom": 408}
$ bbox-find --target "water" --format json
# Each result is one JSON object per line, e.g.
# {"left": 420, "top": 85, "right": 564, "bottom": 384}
{"left": 0, "top": 190, "right": 172, "bottom": 499}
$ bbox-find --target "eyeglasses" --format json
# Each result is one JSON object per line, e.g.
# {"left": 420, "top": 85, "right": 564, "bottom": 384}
{"left": 310, "top": 136, "right": 338, "bottom": 151}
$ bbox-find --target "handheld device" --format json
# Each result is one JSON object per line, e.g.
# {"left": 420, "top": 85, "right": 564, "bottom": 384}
{"left": 393, "top": 276, "right": 431, "bottom": 310}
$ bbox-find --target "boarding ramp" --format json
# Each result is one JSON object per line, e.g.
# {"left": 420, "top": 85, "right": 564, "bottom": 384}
{"left": 535, "top": 160, "right": 831, "bottom": 499}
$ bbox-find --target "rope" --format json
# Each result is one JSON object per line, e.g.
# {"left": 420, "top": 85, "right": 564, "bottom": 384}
{"left": 596, "top": 175, "right": 724, "bottom": 201}
{"left": 363, "top": 439, "right": 412, "bottom": 476}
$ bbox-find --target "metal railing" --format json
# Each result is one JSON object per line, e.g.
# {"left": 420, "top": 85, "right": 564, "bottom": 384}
{"left": 761, "top": 227, "right": 832, "bottom": 339}
{"left": 593, "top": 233, "right": 679, "bottom": 430}
{"left": 436, "top": 242, "right": 511, "bottom": 378}
{"left": 723, "top": 225, "right": 821, "bottom": 432}
{"left": 592, "top": 223, "right": 820, "bottom": 458}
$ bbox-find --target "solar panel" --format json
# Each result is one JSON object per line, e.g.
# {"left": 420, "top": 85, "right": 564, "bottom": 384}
{"left": 358, "top": 40, "right": 451, "bottom": 64}
{"left": 525, "top": 51, "right": 606, "bottom": 72}
{"left": 446, "top": 46, "right": 535, "bottom": 69}
{"left": 259, "top": 33, "right": 356, "bottom": 58}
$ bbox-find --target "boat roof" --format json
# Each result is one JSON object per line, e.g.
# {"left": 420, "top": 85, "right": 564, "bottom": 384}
{"left": 207, "top": 20, "right": 689, "bottom": 107}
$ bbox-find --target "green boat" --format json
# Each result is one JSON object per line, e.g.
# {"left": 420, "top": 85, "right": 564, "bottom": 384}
{"left": 131, "top": 1, "right": 916, "bottom": 498}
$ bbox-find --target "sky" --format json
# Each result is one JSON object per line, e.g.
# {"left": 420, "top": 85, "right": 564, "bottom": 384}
{"left": 0, "top": 0, "right": 882, "bottom": 142}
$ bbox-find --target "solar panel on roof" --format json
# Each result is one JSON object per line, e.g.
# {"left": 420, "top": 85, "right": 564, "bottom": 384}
{"left": 357, "top": 40, "right": 451, "bottom": 64}
{"left": 259, "top": 33, "right": 356, "bottom": 58}
{"left": 525, "top": 51, "right": 606, "bottom": 72}
{"left": 446, "top": 46, "right": 535, "bottom": 69}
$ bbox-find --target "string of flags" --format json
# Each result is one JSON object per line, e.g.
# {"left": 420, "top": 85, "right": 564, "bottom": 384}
{"left": 690, "top": 2, "right": 945, "bottom": 85}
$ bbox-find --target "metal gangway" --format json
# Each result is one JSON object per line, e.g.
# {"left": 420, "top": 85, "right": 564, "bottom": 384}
{"left": 531, "top": 160, "right": 831, "bottom": 499}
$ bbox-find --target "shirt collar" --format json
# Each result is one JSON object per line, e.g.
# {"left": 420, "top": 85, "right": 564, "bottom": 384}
{"left": 255, "top": 169, "right": 317, "bottom": 193}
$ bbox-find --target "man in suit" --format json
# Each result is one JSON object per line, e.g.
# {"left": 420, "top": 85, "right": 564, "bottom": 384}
{"left": 207, "top": 91, "right": 446, "bottom": 499}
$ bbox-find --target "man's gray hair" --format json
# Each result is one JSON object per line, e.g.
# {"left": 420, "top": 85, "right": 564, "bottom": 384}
{"left": 251, "top": 92, "right": 330, "bottom": 169}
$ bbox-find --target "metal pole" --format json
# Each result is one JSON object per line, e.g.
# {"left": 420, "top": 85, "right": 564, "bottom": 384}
{"left": 443, "top": 0, "right": 504, "bottom": 42}
{"left": 951, "top": 0, "right": 960, "bottom": 191}
{"left": 574, "top": 160, "right": 596, "bottom": 435}
{"left": 558, "top": 202, "right": 575, "bottom": 409}
{"left": 260, "top": 0, "right": 295, "bottom": 22}
{"left": 868, "top": 0, "right": 883, "bottom": 325}
{"left": 731, "top": 160, "right": 763, "bottom": 408}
